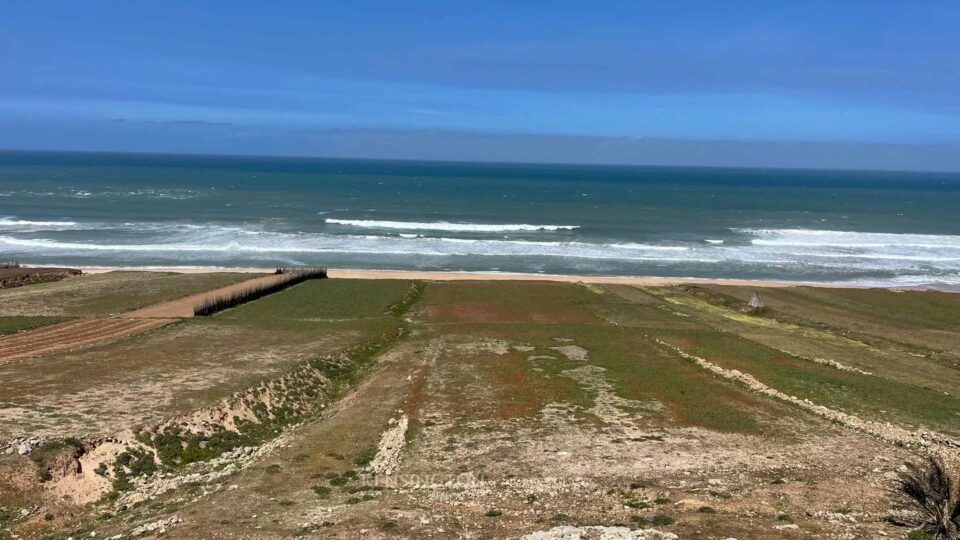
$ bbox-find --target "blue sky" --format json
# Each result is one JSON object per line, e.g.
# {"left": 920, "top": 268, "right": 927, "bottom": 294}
{"left": 2, "top": 1, "right": 959, "bottom": 169}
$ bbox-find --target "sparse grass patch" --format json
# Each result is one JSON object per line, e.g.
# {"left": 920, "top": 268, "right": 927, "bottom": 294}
{"left": 651, "top": 515, "right": 675, "bottom": 526}
{"left": 353, "top": 448, "right": 376, "bottom": 467}
{"left": 0, "top": 316, "right": 71, "bottom": 335}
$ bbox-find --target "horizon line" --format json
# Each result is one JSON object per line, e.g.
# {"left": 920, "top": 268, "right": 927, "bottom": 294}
{"left": 2, "top": 146, "right": 958, "bottom": 176}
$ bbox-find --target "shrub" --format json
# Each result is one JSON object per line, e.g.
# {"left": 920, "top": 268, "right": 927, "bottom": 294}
{"left": 312, "top": 485, "right": 332, "bottom": 498}
{"left": 895, "top": 456, "right": 960, "bottom": 539}
{"left": 698, "top": 506, "right": 716, "bottom": 514}
{"left": 353, "top": 449, "right": 376, "bottom": 467}
{"left": 651, "top": 515, "right": 675, "bottom": 526}
{"left": 654, "top": 497, "right": 671, "bottom": 505}
{"left": 485, "top": 509, "right": 503, "bottom": 517}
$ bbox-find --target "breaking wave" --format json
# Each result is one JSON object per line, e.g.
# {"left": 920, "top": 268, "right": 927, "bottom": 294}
{"left": 0, "top": 218, "right": 80, "bottom": 228}
{"left": 1, "top": 222, "right": 958, "bottom": 286}
{"left": 325, "top": 218, "right": 579, "bottom": 232}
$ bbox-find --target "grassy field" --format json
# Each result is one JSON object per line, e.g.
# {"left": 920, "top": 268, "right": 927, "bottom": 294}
{"left": 0, "top": 278, "right": 414, "bottom": 441}
{"left": 3, "top": 277, "right": 960, "bottom": 540}
{"left": 0, "top": 315, "right": 71, "bottom": 335}
{"left": 0, "top": 271, "right": 255, "bottom": 317}
{"left": 216, "top": 279, "right": 416, "bottom": 321}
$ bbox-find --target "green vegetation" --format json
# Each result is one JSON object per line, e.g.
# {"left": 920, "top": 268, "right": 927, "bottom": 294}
{"left": 0, "top": 316, "right": 70, "bottom": 335}
{"left": 353, "top": 448, "right": 376, "bottom": 467}
{"left": 29, "top": 438, "right": 84, "bottom": 482}
{"left": 194, "top": 268, "right": 327, "bottom": 316}
{"left": 386, "top": 281, "right": 426, "bottom": 316}
{"left": 895, "top": 456, "right": 960, "bottom": 539}
{"left": 0, "top": 271, "right": 254, "bottom": 317}
{"left": 484, "top": 509, "right": 503, "bottom": 517}
{"left": 110, "top": 448, "right": 158, "bottom": 494}
{"left": 651, "top": 515, "right": 675, "bottom": 526}
{"left": 655, "top": 329, "right": 960, "bottom": 435}
{"left": 218, "top": 279, "right": 417, "bottom": 321}
{"left": 148, "top": 427, "right": 256, "bottom": 467}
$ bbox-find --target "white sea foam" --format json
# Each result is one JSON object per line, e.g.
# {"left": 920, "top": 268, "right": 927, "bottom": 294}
{"left": 740, "top": 228, "right": 960, "bottom": 249}
{"left": 325, "top": 218, "right": 579, "bottom": 232}
{"left": 2, "top": 223, "right": 959, "bottom": 286}
{"left": 0, "top": 218, "right": 80, "bottom": 228}
{"left": 0, "top": 234, "right": 705, "bottom": 262}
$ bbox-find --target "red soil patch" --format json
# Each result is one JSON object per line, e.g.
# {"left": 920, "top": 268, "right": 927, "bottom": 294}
{"left": 427, "top": 300, "right": 597, "bottom": 325}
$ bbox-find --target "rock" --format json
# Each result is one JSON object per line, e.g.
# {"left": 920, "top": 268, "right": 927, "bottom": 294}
{"left": 673, "top": 498, "right": 708, "bottom": 510}
{"left": 774, "top": 524, "right": 799, "bottom": 531}
{"left": 131, "top": 515, "right": 182, "bottom": 537}
{"left": 17, "top": 439, "right": 40, "bottom": 455}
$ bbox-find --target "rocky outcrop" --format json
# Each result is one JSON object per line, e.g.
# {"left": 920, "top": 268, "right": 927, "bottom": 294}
{"left": 369, "top": 414, "right": 409, "bottom": 476}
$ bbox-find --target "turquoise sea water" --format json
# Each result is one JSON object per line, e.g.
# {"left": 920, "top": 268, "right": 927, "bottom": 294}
{"left": 1, "top": 150, "right": 959, "bottom": 286}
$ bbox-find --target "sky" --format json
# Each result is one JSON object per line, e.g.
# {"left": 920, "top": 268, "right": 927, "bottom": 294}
{"left": 1, "top": 1, "right": 959, "bottom": 170}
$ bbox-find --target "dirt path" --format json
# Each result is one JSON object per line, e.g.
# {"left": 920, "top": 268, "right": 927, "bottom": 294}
{"left": 0, "top": 273, "right": 285, "bottom": 362}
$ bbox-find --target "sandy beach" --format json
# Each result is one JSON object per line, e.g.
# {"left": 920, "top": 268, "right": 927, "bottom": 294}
{"left": 71, "top": 266, "right": 854, "bottom": 288}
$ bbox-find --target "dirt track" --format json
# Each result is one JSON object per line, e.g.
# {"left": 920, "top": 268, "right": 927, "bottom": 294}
{"left": 0, "top": 273, "right": 285, "bottom": 362}
{"left": 0, "top": 318, "right": 175, "bottom": 362}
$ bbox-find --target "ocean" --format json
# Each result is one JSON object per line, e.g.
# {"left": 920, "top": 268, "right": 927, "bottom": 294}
{"left": 1, "top": 150, "right": 959, "bottom": 286}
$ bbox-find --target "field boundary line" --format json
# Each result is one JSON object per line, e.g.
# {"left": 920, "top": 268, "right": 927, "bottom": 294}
{"left": 650, "top": 335, "right": 960, "bottom": 454}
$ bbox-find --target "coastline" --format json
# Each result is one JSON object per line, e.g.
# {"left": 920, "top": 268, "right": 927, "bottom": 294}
{"left": 66, "top": 265, "right": 904, "bottom": 290}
